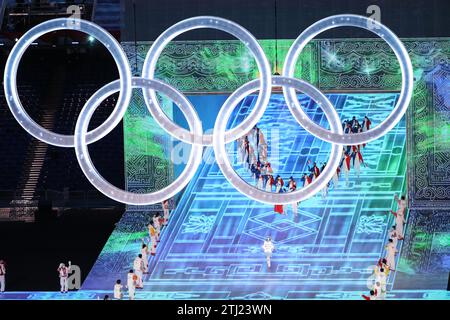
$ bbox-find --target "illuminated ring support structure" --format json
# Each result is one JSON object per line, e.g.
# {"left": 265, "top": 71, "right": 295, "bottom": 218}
{"left": 74, "top": 77, "right": 203, "bottom": 205}
{"left": 3, "top": 15, "right": 414, "bottom": 205}
{"left": 3, "top": 18, "right": 132, "bottom": 147}
{"left": 283, "top": 14, "right": 413, "bottom": 145}
{"left": 213, "top": 76, "right": 343, "bottom": 205}
{"left": 142, "top": 16, "right": 272, "bottom": 146}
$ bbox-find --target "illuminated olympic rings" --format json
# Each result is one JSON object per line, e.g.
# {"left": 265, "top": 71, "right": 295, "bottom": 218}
{"left": 3, "top": 15, "right": 413, "bottom": 205}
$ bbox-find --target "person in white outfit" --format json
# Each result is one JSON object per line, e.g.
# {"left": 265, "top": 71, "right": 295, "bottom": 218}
{"left": 342, "top": 151, "right": 351, "bottom": 187}
{"left": 373, "top": 266, "right": 387, "bottom": 297}
{"left": 126, "top": 269, "right": 137, "bottom": 300}
{"left": 113, "top": 279, "right": 123, "bottom": 300}
{"left": 257, "top": 175, "right": 264, "bottom": 190}
{"left": 237, "top": 136, "right": 245, "bottom": 164}
{"left": 372, "top": 281, "right": 385, "bottom": 300}
{"left": 133, "top": 254, "right": 144, "bottom": 289}
{"left": 0, "top": 260, "right": 5, "bottom": 293}
{"left": 141, "top": 240, "right": 150, "bottom": 273}
{"left": 394, "top": 194, "right": 407, "bottom": 239}
{"left": 353, "top": 149, "right": 361, "bottom": 179}
{"left": 57, "top": 261, "right": 71, "bottom": 293}
{"left": 262, "top": 237, "right": 275, "bottom": 268}
{"left": 332, "top": 167, "right": 340, "bottom": 190}
{"left": 265, "top": 175, "right": 274, "bottom": 192}
{"left": 162, "top": 200, "right": 170, "bottom": 226}
{"left": 389, "top": 225, "right": 399, "bottom": 248}
{"left": 148, "top": 221, "right": 157, "bottom": 256}
{"left": 258, "top": 143, "right": 268, "bottom": 163}
{"left": 153, "top": 214, "right": 161, "bottom": 242}
{"left": 385, "top": 239, "right": 398, "bottom": 271}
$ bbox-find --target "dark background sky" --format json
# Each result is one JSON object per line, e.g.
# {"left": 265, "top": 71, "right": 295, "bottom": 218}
{"left": 122, "top": 0, "right": 450, "bottom": 41}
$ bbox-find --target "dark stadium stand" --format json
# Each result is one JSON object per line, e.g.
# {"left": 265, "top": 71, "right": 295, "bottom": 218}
{"left": 0, "top": 46, "right": 123, "bottom": 210}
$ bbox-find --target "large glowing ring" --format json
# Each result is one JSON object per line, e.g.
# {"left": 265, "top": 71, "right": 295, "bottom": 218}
{"left": 4, "top": 15, "right": 414, "bottom": 206}
{"left": 283, "top": 14, "right": 413, "bottom": 145}
{"left": 142, "top": 16, "right": 272, "bottom": 146}
{"left": 74, "top": 77, "right": 203, "bottom": 205}
{"left": 213, "top": 76, "right": 343, "bottom": 205}
{"left": 3, "top": 18, "right": 132, "bottom": 147}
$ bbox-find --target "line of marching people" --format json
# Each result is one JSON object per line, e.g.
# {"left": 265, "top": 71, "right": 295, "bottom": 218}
{"left": 362, "top": 194, "right": 408, "bottom": 300}
{"left": 340, "top": 116, "right": 371, "bottom": 186}
{"left": 112, "top": 199, "right": 171, "bottom": 300}
{"left": 237, "top": 117, "right": 372, "bottom": 215}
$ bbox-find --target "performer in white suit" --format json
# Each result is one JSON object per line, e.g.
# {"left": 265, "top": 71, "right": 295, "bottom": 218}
{"left": 332, "top": 167, "right": 340, "bottom": 190}
{"left": 237, "top": 136, "right": 245, "bottom": 164}
{"left": 141, "top": 240, "right": 150, "bottom": 273}
{"left": 126, "top": 269, "right": 137, "bottom": 300}
{"left": 153, "top": 214, "right": 161, "bottom": 242}
{"left": 133, "top": 254, "right": 144, "bottom": 289}
{"left": 113, "top": 279, "right": 123, "bottom": 300}
{"left": 393, "top": 194, "right": 407, "bottom": 239}
{"left": 374, "top": 266, "right": 387, "bottom": 297}
{"left": 352, "top": 146, "right": 365, "bottom": 179}
{"left": 262, "top": 237, "right": 275, "bottom": 268}
{"left": 372, "top": 281, "right": 384, "bottom": 300}
{"left": 385, "top": 239, "right": 398, "bottom": 271}
{"left": 162, "top": 200, "right": 170, "bottom": 226}
{"left": 148, "top": 222, "right": 157, "bottom": 256}
{"left": 257, "top": 175, "right": 264, "bottom": 190}
{"left": 57, "top": 261, "right": 71, "bottom": 293}
{"left": 389, "top": 225, "right": 399, "bottom": 248}
{"left": 341, "top": 151, "right": 351, "bottom": 187}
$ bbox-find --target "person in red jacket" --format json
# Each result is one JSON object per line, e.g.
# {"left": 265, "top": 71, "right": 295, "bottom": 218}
{"left": 274, "top": 176, "right": 284, "bottom": 214}
{"left": 341, "top": 150, "right": 351, "bottom": 187}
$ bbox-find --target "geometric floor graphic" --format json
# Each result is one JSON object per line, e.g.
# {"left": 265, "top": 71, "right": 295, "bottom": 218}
{"left": 129, "top": 93, "right": 408, "bottom": 299}
{"left": 77, "top": 93, "right": 410, "bottom": 299}
{"left": 1, "top": 93, "right": 416, "bottom": 300}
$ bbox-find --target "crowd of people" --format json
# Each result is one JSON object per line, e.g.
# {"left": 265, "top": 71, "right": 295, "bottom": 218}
{"left": 113, "top": 199, "right": 171, "bottom": 300}
{"left": 236, "top": 116, "right": 372, "bottom": 216}
{"left": 362, "top": 194, "right": 408, "bottom": 300}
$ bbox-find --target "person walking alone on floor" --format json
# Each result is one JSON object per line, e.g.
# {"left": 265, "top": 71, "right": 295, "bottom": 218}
{"left": 57, "top": 261, "right": 71, "bottom": 294}
{"left": 262, "top": 236, "right": 275, "bottom": 268}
